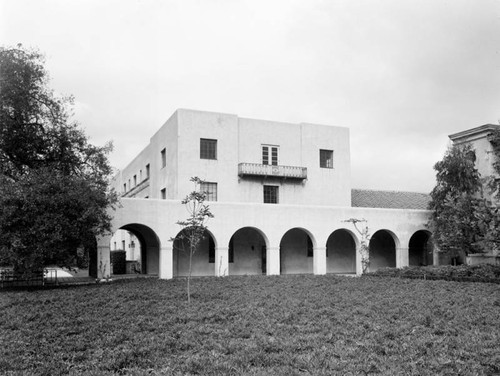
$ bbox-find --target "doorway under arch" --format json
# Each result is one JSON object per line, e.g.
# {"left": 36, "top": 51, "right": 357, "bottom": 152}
{"left": 228, "top": 227, "right": 268, "bottom": 275}
{"left": 326, "top": 229, "right": 357, "bottom": 274}
{"left": 172, "top": 229, "right": 217, "bottom": 277}
{"left": 369, "top": 230, "right": 397, "bottom": 272}
{"left": 280, "top": 228, "right": 314, "bottom": 275}
{"left": 409, "top": 230, "right": 433, "bottom": 266}
{"left": 109, "top": 224, "right": 161, "bottom": 275}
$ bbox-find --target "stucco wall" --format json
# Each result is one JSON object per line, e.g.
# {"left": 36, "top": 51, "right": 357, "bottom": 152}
{"left": 113, "top": 109, "right": 352, "bottom": 206}
{"left": 101, "top": 198, "right": 431, "bottom": 278}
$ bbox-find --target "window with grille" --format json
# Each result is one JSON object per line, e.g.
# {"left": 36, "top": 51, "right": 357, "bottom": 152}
{"left": 263, "top": 185, "right": 279, "bottom": 204}
{"left": 320, "top": 149, "right": 334, "bottom": 168}
{"left": 161, "top": 148, "right": 166, "bottom": 168}
{"left": 262, "top": 145, "right": 278, "bottom": 165}
{"left": 200, "top": 182, "right": 217, "bottom": 201}
{"left": 200, "top": 138, "right": 217, "bottom": 160}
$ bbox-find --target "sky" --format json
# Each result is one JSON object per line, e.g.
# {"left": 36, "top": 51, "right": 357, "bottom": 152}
{"left": 1, "top": 0, "right": 499, "bottom": 193}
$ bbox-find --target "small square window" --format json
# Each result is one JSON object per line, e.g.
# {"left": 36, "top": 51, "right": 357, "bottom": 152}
{"left": 200, "top": 139, "right": 217, "bottom": 160}
{"left": 161, "top": 149, "right": 166, "bottom": 168}
{"left": 200, "top": 182, "right": 217, "bottom": 201}
{"left": 320, "top": 149, "right": 334, "bottom": 169}
{"left": 263, "top": 185, "right": 279, "bottom": 204}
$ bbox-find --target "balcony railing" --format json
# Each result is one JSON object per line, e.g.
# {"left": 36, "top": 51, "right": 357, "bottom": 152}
{"left": 238, "top": 163, "right": 307, "bottom": 180}
{"left": 122, "top": 177, "right": 150, "bottom": 198}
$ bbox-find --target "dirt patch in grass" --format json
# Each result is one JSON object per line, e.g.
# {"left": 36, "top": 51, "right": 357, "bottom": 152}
{"left": 1, "top": 275, "right": 499, "bottom": 375}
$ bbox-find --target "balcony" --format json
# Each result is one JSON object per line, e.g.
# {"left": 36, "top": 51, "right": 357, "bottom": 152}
{"left": 238, "top": 163, "right": 307, "bottom": 180}
{"left": 122, "top": 178, "right": 150, "bottom": 198}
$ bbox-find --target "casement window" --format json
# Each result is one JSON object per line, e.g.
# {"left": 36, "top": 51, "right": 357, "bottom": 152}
{"left": 262, "top": 145, "right": 278, "bottom": 165}
{"left": 320, "top": 149, "right": 334, "bottom": 169}
{"left": 307, "top": 236, "right": 313, "bottom": 257}
{"left": 139, "top": 170, "right": 142, "bottom": 181}
{"left": 123, "top": 183, "right": 126, "bottom": 193}
{"left": 133, "top": 175, "right": 137, "bottom": 186}
{"left": 200, "top": 182, "right": 217, "bottom": 201}
{"left": 160, "top": 188, "right": 166, "bottom": 199}
{"left": 146, "top": 164, "right": 150, "bottom": 178}
{"left": 161, "top": 148, "right": 166, "bottom": 168}
{"left": 263, "top": 185, "right": 279, "bottom": 204}
{"left": 200, "top": 138, "right": 217, "bottom": 160}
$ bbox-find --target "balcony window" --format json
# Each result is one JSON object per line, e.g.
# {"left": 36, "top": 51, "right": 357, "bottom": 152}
{"left": 200, "top": 138, "right": 217, "bottom": 160}
{"left": 263, "top": 185, "right": 279, "bottom": 204}
{"left": 262, "top": 145, "right": 278, "bottom": 166}
{"left": 320, "top": 149, "right": 334, "bottom": 169}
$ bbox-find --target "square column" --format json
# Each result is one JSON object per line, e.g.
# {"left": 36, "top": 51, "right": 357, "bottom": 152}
{"left": 313, "top": 246, "right": 327, "bottom": 275}
{"left": 215, "top": 247, "right": 229, "bottom": 277}
{"left": 267, "top": 246, "right": 280, "bottom": 275}
{"left": 159, "top": 244, "right": 173, "bottom": 279}
{"left": 397, "top": 247, "right": 409, "bottom": 268}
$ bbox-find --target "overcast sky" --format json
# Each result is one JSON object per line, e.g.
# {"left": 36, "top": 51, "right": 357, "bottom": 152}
{"left": 2, "top": 0, "right": 499, "bottom": 193}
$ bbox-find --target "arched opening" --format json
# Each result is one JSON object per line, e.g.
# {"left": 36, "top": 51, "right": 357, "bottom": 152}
{"left": 369, "top": 230, "right": 397, "bottom": 272}
{"left": 172, "top": 229, "right": 216, "bottom": 277}
{"left": 409, "top": 230, "right": 433, "bottom": 266}
{"left": 109, "top": 224, "right": 160, "bottom": 275}
{"left": 326, "top": 229, "right": 357, "bottom": 274}
{"left": 280, "top": 228, "right": 314, "bottom": 275}
{"left": 228, "top": 227, "right": 268, "bottom": 275}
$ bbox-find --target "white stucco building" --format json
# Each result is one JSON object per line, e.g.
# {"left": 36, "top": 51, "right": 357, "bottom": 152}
{"left": 98, "top": 109, "right": 432, "bottom": 279}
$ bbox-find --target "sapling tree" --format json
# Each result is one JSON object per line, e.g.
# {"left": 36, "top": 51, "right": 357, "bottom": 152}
{"left": 172, "top": 177, "right": 214, "bottom": 303}
{"left": 343, "top": 218, "right": 370, "bottom": 274}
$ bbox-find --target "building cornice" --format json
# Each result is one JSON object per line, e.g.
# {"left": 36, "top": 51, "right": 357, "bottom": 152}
{"left": 449, "top": 124, "right": 500, "bottom": 143}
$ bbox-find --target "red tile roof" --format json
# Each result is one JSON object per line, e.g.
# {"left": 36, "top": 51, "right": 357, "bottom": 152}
{"left": 351, "top": 189, "right": 431, "bottom": 210}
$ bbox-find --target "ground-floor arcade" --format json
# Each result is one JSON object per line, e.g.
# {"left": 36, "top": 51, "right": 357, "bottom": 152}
{"left": 95, "top": 199, "right": 432, "bottom": 279}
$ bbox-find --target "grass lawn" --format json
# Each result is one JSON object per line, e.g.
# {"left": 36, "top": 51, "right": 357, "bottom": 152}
{"left": 1, "top": 275, "right": 499, "bottom": 375}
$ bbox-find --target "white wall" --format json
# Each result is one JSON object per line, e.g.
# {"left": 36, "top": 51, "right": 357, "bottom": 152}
{"left": 114, "top": 109, "right": 352, "bottom": 206}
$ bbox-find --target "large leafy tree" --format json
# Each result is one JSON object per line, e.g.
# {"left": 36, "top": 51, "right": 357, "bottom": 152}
{"left": 428, "top": 143, "right": 500, "bottom": 261}
{"left": 0, "top": 45, "right": 117, "bottom": 276}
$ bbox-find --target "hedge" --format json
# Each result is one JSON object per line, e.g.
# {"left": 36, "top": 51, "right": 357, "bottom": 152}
{"left": 365, "top": 264, "right": 500, "bottom": 283}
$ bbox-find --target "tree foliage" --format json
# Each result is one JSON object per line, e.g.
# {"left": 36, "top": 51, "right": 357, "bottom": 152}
{"left": 172, "top": 177, "right": 214, "bottom": 303}
{"left": 428, "top": 143, "right": 500, "bottom": 259}
{"left": 0, "top": 45, "right": 117, "bottom": 275}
